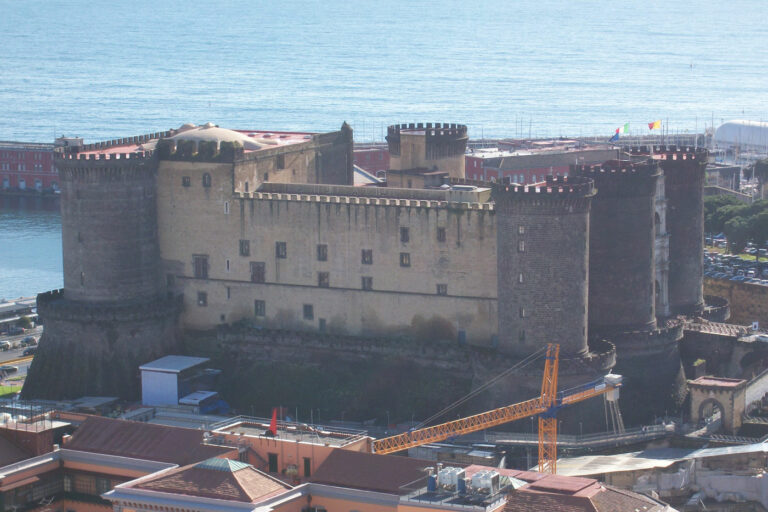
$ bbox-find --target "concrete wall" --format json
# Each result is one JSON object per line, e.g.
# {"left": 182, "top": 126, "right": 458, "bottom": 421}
{"left": 704, "top": 277, "right": 768, "bottom": 327}
{"left": 157, "top": 161, "right": 498, "bottom": 344}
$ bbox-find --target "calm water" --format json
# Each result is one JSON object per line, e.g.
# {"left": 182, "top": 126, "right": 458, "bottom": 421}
{"left": 0, "top": 198, "right": 61, "bottom": 299}
{"left": 1, "top": 0, "right": 768, "bottom": 296}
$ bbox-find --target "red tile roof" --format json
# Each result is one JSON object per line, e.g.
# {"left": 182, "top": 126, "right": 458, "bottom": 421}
{"left": 310, "top": 449, "right": 437, "bottom": 494}
{"left": 64, "top": 416, "right": 234, "bottom": 465}
{"left": 134, "top": 458, "right": 292, "bottom": 503}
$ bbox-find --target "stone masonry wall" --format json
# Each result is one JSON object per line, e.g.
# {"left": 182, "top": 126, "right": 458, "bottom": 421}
{"left": 704, "top": 277, "right": 768, "bottom": 327}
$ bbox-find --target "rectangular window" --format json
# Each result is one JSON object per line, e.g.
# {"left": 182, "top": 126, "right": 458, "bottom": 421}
{"left": 276, "top": 154, "right": 285, "bottom": 169}
{"left": 254, "top": 300, "right": 266, "bottom": 317}
{"left": 224, "top": 201, "right": 230, "bottom": 214}
{"left": 518, "top": 273, "right": 524, "bottom": 283}
{"left": 250, "top": 262, "right": 266, "bottom": 283}
{"left": 518, "top": 225, "right": 525, "bottom": 235}
{"left": 226, "top": 259, "right": 231, "bottom": 272}
{"left": 400, "top": 227, "right": 410, "bottom": 243}
{"left": 303, "top": 304, "right": 314, "bottom": 320}
{"left": 317, "top": 244, "right": 328, "bottom": 261}
{"left": 197, "top": 291, "right": 207, "bottom": 306}
{"left": 95, "top": 477, "right": 110, "bottom": 494}
{"left": 519, "top": 307, "right": 526, "bottom": 318}
{"left": 362, "top": 276, "right": 373, "bottom": 290}
{"left": 182, "top": 176, "right": 191, "bottom": 187}
{"left": 518, "top": 240, "right": 525, "bottom": 252}
{"left": 318, "top": 272, "right": 330, "bottom": 288}
{"left": 268, "top": 453, "right": 278, "bottom": 473}
{"left": 361, "top": 249, "right": 373, "bottom": 265}
{"left": 319, "top": 318, "right": 326, "bottom": 332}
{"left": 437, "top": 284, "right": 447, "bottom": 295}
{"left": 400, "top": 252, "right": 411, "bottom": 267}
{"left": 239, "top": 239, "right": 250, "bottom": 257}
{"left": 276, "top": 241, "right": 287, "bottom": 259}
{"left": 226, "top": 286, "right": 231, "bottom": 300}
{"left": 193, "top": 255, "right": 209, "bottom": 279}
{"left": 304, "top": 457, "right": 311, "bottom": 477}
{"left": 437, "top": 227, "right": 446, "bottom": 242}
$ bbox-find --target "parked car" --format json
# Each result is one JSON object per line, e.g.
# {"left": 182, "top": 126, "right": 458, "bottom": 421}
{"left": 20, "top": 336, "right": 36, "bottom": 347}
{"left": 22, "top": 347, "right": 36, "bottom": 356}
{"left": 0, "top": 341, "right": 10, "bottom": 351}
{"left": 0, "top": 365, "right": 18, "bottom": 374}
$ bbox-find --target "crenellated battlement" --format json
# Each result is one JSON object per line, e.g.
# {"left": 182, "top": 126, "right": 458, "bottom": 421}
{"left": 235, "top": 189, "right": 494, "bottom": 212}
{"left": 57, "top": 130, "right": 172, "bottom": 155}
{"left": 493, "top": 175, "right": 595, "bottom": 197}
{"left": 628, "top": 145, "right": 708, "bottom": 160}
{"left": 56, "top": 150, "right": 155, "bottom": 161}
{"left": 573, "top": 160, "right": 661, "bottom": 197}
{"left": 387, "top": 122, "right": 468, "bottom": 157}
{"left": 55, "top": 150, "right": 158, "bottom": 183}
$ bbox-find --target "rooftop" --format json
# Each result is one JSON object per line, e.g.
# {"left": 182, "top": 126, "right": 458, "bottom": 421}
{"left": 689, "top": 376, "right": 747, "bottom": 388}
{"left": 139, "top": 355, "right": 210, "bottom": 373}
{"left": 132, "top": 457, "right": 292, "bottom": 503}
{"left": 213, "top": 418, "right": 368, "bottom": 448}
{"left": 64, "top": 415, "right": 235, "bottom": 465}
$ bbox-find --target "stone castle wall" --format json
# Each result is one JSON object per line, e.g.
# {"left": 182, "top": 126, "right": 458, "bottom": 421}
{"left": 704, "top": 277, "right": 768, "bottom": 327}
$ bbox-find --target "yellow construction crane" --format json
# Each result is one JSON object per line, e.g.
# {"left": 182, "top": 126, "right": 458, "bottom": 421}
{"left": 372, "top": 344, "right": 622, "bottom": 474}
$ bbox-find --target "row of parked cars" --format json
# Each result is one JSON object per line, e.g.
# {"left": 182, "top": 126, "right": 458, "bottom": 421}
{"left": 704, "top": 250, "right": 768, "bottom": 285}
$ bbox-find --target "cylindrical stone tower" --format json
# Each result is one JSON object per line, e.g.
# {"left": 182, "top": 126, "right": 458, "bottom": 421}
{"left": 656, "top": 146, "right": 708, "bottom": 315}
{"left": 575, "top": 160, "right": 660, "bottom": 332}
{"left": 493, "top": 175, "right": 595, "bottom": 358}
{"left": 23, "top": 140, "right": 181, "bottom": 400}
{"left": 387, "top": 123, "right": 468, "bottom": 178}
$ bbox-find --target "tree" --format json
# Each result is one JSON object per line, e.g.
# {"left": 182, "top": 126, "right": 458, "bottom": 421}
{"left": 704, "top": 195, "right": 742, "bottom": 235}
{"left": 724, "top": 216, "right": 750, "bottom": 254}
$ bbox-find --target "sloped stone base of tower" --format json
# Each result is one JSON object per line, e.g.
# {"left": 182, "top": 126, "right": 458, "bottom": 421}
{"left": 606, "top": 320, "right": 687, "bottom": 425}
{"left": 21, "top": 291, "right": 181, "bottom": 400}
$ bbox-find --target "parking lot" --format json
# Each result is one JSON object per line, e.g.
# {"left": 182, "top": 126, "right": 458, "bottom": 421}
{"left": 704, "top": 247, "right": 768, "bottom": 285}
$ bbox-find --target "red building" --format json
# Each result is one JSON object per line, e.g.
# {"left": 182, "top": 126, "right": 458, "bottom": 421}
{"left": 353, "top": 145, "right": 389, "bottom": 175}
{"left": 0, "top": 137, "right": 82, "bottom": 192}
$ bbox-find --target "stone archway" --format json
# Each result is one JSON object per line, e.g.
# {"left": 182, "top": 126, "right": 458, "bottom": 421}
{"left": 688, "top": 376, "right": 747, "bottom": 434}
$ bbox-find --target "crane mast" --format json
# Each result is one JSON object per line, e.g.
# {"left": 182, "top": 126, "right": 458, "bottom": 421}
{"left": 372, "top": 344, "right": 622, "bottom": 475}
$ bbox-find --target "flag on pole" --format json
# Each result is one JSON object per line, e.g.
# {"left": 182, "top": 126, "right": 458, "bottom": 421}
{"left": 269, "top": 407, "right": 278, "bottom": 436}
{"left": 648, "top": 120, "right": 661, "bottom": 130}
{"left": 609, "top": 131, "right": 620, "bottom": 142}
{"left": 618, "top": 123, "right": 630, "bottom": 134}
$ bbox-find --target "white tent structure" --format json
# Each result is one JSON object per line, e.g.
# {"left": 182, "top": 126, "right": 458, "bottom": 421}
{"left": 714, "top": 120, "right": 768, "bottom": 152}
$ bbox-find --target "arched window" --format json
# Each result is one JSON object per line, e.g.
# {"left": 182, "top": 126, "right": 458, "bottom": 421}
{"left": 202, "top": 173, "right": 212, "bottom": 188}
{"left": 654, "top": 212, "right": 661, "bottom": 227}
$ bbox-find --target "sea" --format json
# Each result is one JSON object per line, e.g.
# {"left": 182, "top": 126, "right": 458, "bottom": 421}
{"left": 1, "top": 0, "right": 767, "bottom": 298}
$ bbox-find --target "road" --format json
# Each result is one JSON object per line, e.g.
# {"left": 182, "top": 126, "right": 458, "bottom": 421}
{"left": 0, "top": 326, "right": 40, "bottom": 390}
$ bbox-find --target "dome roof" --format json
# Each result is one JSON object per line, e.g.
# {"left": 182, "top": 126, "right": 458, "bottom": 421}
{"left": 715, "top": 120, "right": 768, "bottom": 149}
{"left": 169, "top": 123, "right": 263, "bottom": 150}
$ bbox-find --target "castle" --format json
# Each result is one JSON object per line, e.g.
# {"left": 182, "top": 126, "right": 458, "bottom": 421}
{"left": 23, "top": 122, "right": 712, "bottom": 424}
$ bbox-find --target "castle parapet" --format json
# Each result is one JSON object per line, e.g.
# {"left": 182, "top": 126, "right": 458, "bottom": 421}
{"left": 491, "top": 175, "right": 595, "bottom": 214}
{"left": 573, "top": 160, "right": 661, "bottom": 197}
{"left": 37, "top": 289, "right": 182, "bottom": 323}
{"left": 386, "top": 122, "right": 468, "bottom": 157}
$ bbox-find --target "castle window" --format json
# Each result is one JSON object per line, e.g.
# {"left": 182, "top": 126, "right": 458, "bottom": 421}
{"left": 362, "top": 249, "right": 373, "bottom": 265}
{"left": 226, "top": 259, "right": 230, "bottom": 272}
{"left": 518, "top": 240, "right": 525, "bottom": 252}
{"left": 400, "top": 227, "right": 410, "bottom": 243}
{"left": 263, "top": 172, "right": 269, "bottom": 182}
{"left": 250, "top": 262, "right": 265, "bottom": 283}
{"left": 202, "top": 173, "right": 212, "bottom": 188}
{"left": 518, "top": 273, "right": 524, "bottom": 283}
{"left": 193, "top": 255, "right": 209, "bottom": 279}
{"left": 437, "top": 284, "right": 448, "bottom": 296}
{"left": 520, "top": 307, "right": 526, "bottom": 318}
{"left": 318, "top": 272, "right": 330, "bottom": 288}
{"left": 276, "top": 241, "right": 287, "bottom": 259}
{"left": 226, "top": 286, "right": 231, "bottom": 300}
{"left": 317, "top": 244, "right": 328, "bottom": 261}
{"left": 224, "top": 201, "right": 230, "bottom": 214}
{"left": 239, "top": 239, "right": 250, "bottom": 257}
{"left": 303, "top": 304, "right": 314, "bottom": 320}
{"left": 400, "top": 252, "right": 411, "bottom": 267}
{"left": 182, "top": 176, "right": 191, "bottom": 187}
{"left": 197, "top": 292, "right": 207, "bottom": 307}
{"left": 518, "top": 225, "right": 525, "bottom": 235}
{"left": 362, "top": 276, "right": 373, "bottom": 290}
{"left": 437, "top": 227, "right": 446, "bottom": 242}
{"left": 407, "top": 179, "right": 412, "bottom": 188}
{"left": 80, "top": 271, "right": 85, "bottom": 286}
{"left": 245, "top": 181, "right": 249, "bottom": 193}
{"left": 276, "top": 154, "right": 285, "bottom": 169}
{"left": 254, "top": 300, "right": 266, "bottom": 317}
